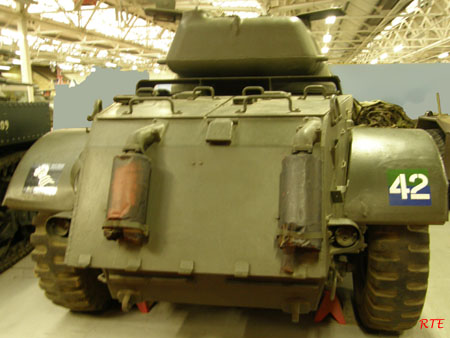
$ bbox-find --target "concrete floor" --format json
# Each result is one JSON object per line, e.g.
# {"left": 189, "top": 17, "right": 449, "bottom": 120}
{"left": 0, "top": 224, "right": 449, "bottom": 338}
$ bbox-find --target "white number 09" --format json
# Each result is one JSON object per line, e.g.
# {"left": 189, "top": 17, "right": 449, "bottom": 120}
{"left": 389, "top": 173, "right": 430, "bottom": 200}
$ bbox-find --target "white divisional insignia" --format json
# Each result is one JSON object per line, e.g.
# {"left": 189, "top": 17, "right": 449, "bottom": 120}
{"left": 23, "top": 163, "right": 65, "bottom": 196}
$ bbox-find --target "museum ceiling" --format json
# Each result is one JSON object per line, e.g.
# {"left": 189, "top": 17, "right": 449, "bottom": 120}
{"left": 0, "top": 0, "right": 448, "bottom": 75}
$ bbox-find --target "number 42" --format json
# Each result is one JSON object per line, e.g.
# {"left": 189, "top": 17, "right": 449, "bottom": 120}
{"left": 389, "top": 173, "right": 430, "bottom": 200}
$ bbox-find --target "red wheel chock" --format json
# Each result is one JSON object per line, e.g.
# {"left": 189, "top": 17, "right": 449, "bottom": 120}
{"left": 137, "top": 302, "right": 150, "bottom": 313}
{"left": 314, "top": 290, "right": 346, "bottom": 324}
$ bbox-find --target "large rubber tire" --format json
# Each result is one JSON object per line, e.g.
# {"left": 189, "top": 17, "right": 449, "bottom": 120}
{"left": 30, "top": 213, "right": 111, "bottom": 311}
{"left": 353, "top": 225, "right": 429, "bottom": 332}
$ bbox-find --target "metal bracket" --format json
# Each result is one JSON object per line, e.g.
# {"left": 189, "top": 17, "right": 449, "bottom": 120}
{"left": 330, "top": 95, "right": 342, "bottom": 126}
{"left": 301, "top": 85, "right": 331, "bottom": 99}
{"left": 192, "top": 86, "right": 215, "bottom": 99}
{"left": 127, "top": 96, "right": 181, "bottom": 114}
{"left": 86, "top": 99, "right": 102, "bottom": 121}
{"left": 236, "top": 93, "right": 300, "bottom": 113}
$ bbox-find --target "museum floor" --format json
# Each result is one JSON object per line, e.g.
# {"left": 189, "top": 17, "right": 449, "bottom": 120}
{"left": 1, "top": 223, "right": 448, "bottom": 338}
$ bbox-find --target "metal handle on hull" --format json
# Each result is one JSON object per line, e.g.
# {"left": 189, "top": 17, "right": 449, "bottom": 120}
{"left": 127, "top": 96, "right": 181, "bottom": 115}
{"left": 236, "top": 94, "right": 300, "bottom": 113}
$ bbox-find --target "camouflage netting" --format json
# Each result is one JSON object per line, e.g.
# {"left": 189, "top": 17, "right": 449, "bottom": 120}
{"left": 352, "top": 99, "right": 415, "bottom": 128}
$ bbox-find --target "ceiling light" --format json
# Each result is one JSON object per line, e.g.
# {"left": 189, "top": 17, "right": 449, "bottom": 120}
{"left": 0, "top": 65, "right": 11, "bottom": 71}
{"left": 58, "top": 63, "right": 73, "bottom": 71}
{"left": 66, "top": 56, "right": 81, "bottom": 63}
{"left": 323, "top": 33, "right": 332, "bottom": 43}
{"left": 0, "top": 36, "right": 13, "bottom": 45}
{"left": 131, "top": 65, "right": 137, "bottom": 71}
{"left": 12, "top": 59, "right": 21, "bottom": 65}
{"left": 384, "top": 25, "right": 392, "bottom": 31}
{"left": 374, "top": 35, "right": 382, "bottom": 40}
{"left": 391, "top": 16, "right": 404, "bottom": 27}
{"left": 394, "top": 44, "right": 403, "bottom": 52}
{"left": 406, "top": 0, "right": 419, "bottom": 14}
{"left": 97, "top": 50, "right": 108, "bottom": 58}
{"left": 212, "top": 1, "right": 261, "bottom": 9}
{"left": 438, "top": 52, "right": 449, "bottom": 59}
{"left": 1, "top": 29, "right": 20, "bottom": 40}
{"left": 321, "top": 46, "right": 329, "bottom": 54}
{"left": 380, "top": 53, "right": 388, "bottom": 60}
{"left": 325, "top": 16, "right": 336, "bottom": 25}
{"left": 39, "top": 45, "right": 56, "bottom": 52}
{"left": 105, "top": 62, "right": 117, "bottom": 68}
{"left": 370, "top": 58, "right": 378, "bottom": 64}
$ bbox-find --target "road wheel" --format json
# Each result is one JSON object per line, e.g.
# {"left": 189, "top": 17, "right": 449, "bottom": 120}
{"left": 31, "top": 213, "right": 111, "bottom": 311}
{"left": 353, "top": 225, "right": 429, "bottom": 332}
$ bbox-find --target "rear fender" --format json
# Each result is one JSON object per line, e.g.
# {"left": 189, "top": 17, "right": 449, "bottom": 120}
{"left": 3, "top": 129, "right": 89, "bottom": 212}
{"left": 344, "top": 128, "right": 448, "bottom": 225}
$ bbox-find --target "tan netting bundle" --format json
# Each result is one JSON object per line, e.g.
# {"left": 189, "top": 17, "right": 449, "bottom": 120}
{"left": 352, "top": 99, "right": 415, "bottom": 128}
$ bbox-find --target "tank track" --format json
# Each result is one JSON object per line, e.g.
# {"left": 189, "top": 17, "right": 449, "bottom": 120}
{"left": 354, "top": 225, "right": 429, "bottom": 332}
{"left": 31, "top": 213, "right": 111, "bottom": 311}
{"left": 0, "top": 150, "right": 32, "bottom": 273}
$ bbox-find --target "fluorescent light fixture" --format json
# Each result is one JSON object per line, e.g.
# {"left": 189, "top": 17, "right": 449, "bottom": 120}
{"left": 97, "top": 50, "right": 108, "bottom": 58}
{"left": 380, "top": 53, "right": 388, "bottom": 60}
{"left": 1, "top": 29, "right": 20, "bottom": 40}
{"left": 370, "top": 58, "right": 378, "bottom": 64}
{"left": 58, "top": 63, "right": 73, "bottom": 71}
{"left": 323, "top": 33, "right": 332, "bottom": 43}
{"left": 391, "top": 16, "right": 404, "bottom": 27}
{"left": 12, "top": 59, "right": 21, "bottom": 65}
{"left": 406, "top": 0, "right": 419, "bottom": 14}
{"left": 212, "top": 1, "right": 262, "bottom": 9}
{"left": 105, "top": 62, "right": 117, "bottom": 68}
{"left": 438, "top": 52, "right": 448, "bottom": 59}
{"left": 224, "top": 11, "right": 259, "bottom": 18}
{"left": 0, "top": 65, "right": 11, "bottom": 71}
{"left": 2, "top": 0, "right": 16, "bottom": 9}
{"left": 0, "top": 36, "right": 13, "bottom": 45}
{"left": 39, "top": 45, "right": 56, "bottom": 52}
{"left": 325, "top": 16, "right": 336, "bottom": 24}
{"left": 394, "top": 44, "right": 403, "bottom": 52}
{"left": 321, "top": 46, "right": 329, "bottom": 54}
{"left": 66, "top": 56, "right": 81, "bottom": 63}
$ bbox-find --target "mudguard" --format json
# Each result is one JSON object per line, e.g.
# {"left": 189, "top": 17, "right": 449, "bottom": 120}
{"left": 344, "top": 127, "right": 448, "bottom": 225}
{"left": 3, "top": 128, "right": 89, "bottom": 212}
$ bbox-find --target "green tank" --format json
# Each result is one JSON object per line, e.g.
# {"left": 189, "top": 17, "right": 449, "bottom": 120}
{"left": 0, "top": 79, "right": 51, "bottom": 272}
{"left": 3, "top": 10, "right": 448, "bottom": 332}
